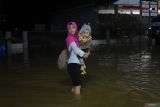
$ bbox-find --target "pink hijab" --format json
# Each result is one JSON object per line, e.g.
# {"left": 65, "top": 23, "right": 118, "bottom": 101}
{"left": 66, "top": 21, "right": 79, "bottom": 48}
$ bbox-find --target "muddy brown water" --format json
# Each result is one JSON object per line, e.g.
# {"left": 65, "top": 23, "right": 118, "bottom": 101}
{"left": 0, "top": 43, "right": 160, "bottom": 107}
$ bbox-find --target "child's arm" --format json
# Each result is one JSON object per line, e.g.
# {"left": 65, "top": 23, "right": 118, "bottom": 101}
{"left": 79, "top": 58, "right": 85, "bottom": 66}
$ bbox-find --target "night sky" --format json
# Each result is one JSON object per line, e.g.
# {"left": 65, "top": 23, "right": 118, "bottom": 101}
{"left": 2, "top": 1, "right": 91, "bottom": 26}
{"left": 1, "top": 0, "right": 116, "bottom": 30}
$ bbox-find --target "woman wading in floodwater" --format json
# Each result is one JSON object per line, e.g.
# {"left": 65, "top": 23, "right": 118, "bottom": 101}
{"left": 65, "top": 21, "right": 90, "bottom": 95}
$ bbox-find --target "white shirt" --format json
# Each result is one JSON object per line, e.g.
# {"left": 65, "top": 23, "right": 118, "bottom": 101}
{"left": 67, "top": 41, "right": 85, "bottom": 64}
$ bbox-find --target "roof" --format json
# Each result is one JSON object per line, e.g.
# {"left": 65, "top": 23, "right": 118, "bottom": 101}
{"left": 114, "top": 0, "right": 140, "bottom": 6}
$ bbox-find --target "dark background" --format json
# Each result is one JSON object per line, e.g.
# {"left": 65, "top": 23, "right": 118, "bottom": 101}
{"left": 1, "top": 0, "right": 116, "bottom": 30}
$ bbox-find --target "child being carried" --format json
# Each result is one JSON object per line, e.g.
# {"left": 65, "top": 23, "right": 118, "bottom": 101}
{"left": 78, "top": 23, "right": 92, "bottom": 75}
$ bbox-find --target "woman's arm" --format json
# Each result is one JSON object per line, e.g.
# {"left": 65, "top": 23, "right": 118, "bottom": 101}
{"left": 70, "top": 41, "right": 90, "bottom": 59}
{"left": 70, "top": 42, "right": 85, "bottom": 57}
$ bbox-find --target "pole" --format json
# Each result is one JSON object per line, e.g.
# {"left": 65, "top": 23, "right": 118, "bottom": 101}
{"left": 23, "top": 31, "right": 29, "bottom": 63}
{"left": 6, "top": 31, "right": 12, "bottom": 65}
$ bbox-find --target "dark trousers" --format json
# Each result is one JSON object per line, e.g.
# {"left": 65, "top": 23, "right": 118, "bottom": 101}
{"left": 67, "top": 63, "right": 81, "bottom": 86}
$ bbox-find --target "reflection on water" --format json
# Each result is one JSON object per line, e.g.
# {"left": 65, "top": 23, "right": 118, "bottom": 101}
{"left": 97, "top": 44, "right": 160, "bottom": 106}
{"left": 0, "top": 44, "right": 160, "bottom": 107}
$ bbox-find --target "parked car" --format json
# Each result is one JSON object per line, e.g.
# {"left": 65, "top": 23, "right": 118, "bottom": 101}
{"left": 0, "top": 42, "right": 6, "bottom": 55}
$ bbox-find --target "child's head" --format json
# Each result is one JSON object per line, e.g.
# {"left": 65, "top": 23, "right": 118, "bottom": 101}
{"left": 82, "top": 29, "right": 90, "bottom": 37}
{"left": 78, "top": 23, "right": 92, "bottom": 43}
{"left": 79, "top": 23, "right": 91, "bottom": 36}
{"left": 67, "top": 22, "right": 77, "bottom": 35}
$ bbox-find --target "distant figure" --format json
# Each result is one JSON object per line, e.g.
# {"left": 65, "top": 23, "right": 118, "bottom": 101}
{"left": 78, "top": 23, "right": 92, "bottom": 75}
{"left": 65, "top": 21, "right": 90, "bottom": 95}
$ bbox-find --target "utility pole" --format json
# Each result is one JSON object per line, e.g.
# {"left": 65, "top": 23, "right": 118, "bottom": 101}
{"left": 149, "top": 0, "right": 151, "bottom": 28}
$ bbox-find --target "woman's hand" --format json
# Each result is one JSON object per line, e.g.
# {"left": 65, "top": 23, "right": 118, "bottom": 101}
{"left": 83, "top": 51, "right": 90, "bottom": 59}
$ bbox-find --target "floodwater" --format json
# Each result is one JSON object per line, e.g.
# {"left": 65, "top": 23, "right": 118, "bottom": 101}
{"left": 0, "top": 42, "right": 160, "bottom": 107}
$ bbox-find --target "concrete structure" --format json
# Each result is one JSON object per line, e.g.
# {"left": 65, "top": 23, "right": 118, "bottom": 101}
{"left": 5, "top": 31, "right": 29, "bottom": 62}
